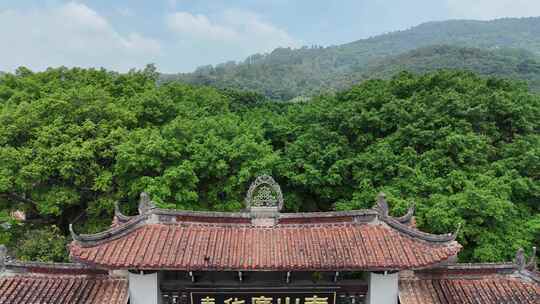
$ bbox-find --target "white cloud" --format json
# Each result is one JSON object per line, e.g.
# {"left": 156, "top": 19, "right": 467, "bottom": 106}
{"left": 167, "top": 12, "right": 239, "bottom": 41}
{"left": 222, "top": 9, "right": 299, "bottom": 51}
{"left": 116, "top": 7, "right": 135, "bottom": 17}
{"left": 0, "top": 2, "right": 161, "bottom": 72}
{"left": 166, "top": 9, "right": 299, "bottom": 56}
{"left": 446, "top": 0, "right": 540, "bottom": 20}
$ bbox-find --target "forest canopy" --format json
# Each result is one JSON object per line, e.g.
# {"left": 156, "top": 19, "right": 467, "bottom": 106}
{"left": 165, "top": 17, "right": 540, "bottom": 100}
{"left": 0, "top": 67, "right": 538, "bottom": 264}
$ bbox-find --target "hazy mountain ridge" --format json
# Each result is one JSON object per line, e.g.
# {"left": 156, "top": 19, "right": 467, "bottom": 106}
{"left": 341, "top": 17, "right": 540, "bottom": 57}
{"left": 366, "top": 45, "right": 540, "bottom": 89}
{"left": 163, "top": 17, "right": 540, "bottom": 99}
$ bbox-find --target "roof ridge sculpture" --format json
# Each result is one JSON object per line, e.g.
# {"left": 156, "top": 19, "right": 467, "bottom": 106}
{"left": 72, "top": 192, "right": 160, "bottom": 243}
{"left": 394, "top": 203, "right": 415, "bottom": 224}
{"left": 517, "top": 246, "right": 538, "bottom": 272}
{"left": 382, "top": 215, "right": 459, "bottom": 243}
{"left": 138, "top": 192, "right": 156, "bottom": 214}
{"left": 0, "top": 244, "right": 7, "bottom": 272}
{"left": 245, "top": 175, "right": 284, "bottom": 211}
{"left": 374, "top": 192, "right": 416, "bottom": 223}
{"left": 515, "top": 246, "right": 539, "bottom": 283}
{"left": 375, "top": 192, "right": 390, "bottom": 215}
{"left": 70, "top": 215, "right": 146, "bottom": 244}
{"left": 374, "top": 193, "right": 459, "bottom": 243}
{"left": 113, "top": 201, "right": 133, "bottom": 223}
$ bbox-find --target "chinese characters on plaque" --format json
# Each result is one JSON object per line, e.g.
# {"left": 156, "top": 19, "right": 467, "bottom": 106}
{"left": 193, "top": 293, "right": 334, "bottom": 304}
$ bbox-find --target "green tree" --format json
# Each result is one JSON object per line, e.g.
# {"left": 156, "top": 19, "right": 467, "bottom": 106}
{"left": 0, "top": 67, "right": 538, "bottom": 264}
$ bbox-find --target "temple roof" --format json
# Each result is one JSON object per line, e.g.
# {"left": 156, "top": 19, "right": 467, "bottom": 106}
{"left": 69, "top": 178, "right": 461, "bottom": 271}
{"left": 0, "top": 253, "right": 128, "bottom": 304}
{"left": 399, "top": 254, "right": 540, "bottom": 304}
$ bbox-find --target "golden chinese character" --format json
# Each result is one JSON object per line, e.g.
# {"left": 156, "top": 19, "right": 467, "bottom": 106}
{"left": 201, "top": 297, "right": 216, "bottom": 304}
{"left": 304, "top": 296, "right": 328, "bottom": 304}
{"left": 252, "top": 296, "right": 272, "bottom": 304}
{"left": 277, "top": 297, "right": 289, "bottom": 304}
{"left": 277, "top": 297, "right": 300, "bottom": 304}
{"left": 225, "top": 298, "right": 245, "bottom": 304}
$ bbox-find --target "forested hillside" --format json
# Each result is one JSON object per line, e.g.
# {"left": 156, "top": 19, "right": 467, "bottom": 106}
{"left": 165, "top": 17, "right": 540, "bottom": 99}
{"left": 0, "top": 67, "right": 538, "bottom": 264}
{"left": 367, "top": 45, "right": 540, "bottom": 89}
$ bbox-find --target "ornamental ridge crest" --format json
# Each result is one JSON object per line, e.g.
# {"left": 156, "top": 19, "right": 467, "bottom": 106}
{"left": 245, "top": 175, "right": 284, "bottom": 211}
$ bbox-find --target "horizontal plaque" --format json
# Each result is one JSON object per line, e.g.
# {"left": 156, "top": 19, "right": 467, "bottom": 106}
{"left": 191, "top": 291, "right": 336, "bottom": 304}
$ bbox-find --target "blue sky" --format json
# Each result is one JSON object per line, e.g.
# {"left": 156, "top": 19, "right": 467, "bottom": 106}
{"left": 1, "top": 0, "right": 539, "bottom": 73}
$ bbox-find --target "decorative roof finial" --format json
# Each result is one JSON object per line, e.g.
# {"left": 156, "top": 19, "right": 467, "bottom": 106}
{"left": 515, "top": 248, "right": 526, "bottom": 271}
{"left": 69, "top": 224, "right": 81, "bottom": 242}
{"left": 0, "top": 244, "right": 6, "bottom": 271}
{"left": 450, "top": 223, "right": 461, "bottom": 241}
{"left": 245, "top": 175, "right": 284, "bottom": 211}
{"left": 395, "top": 203, "right": 416, "bottom": 224}
{"left": 114, "top": 201, "right": 122, "bottom": 216}
{"left": 112, "top": 201, "right": 133, "bottom": 225}
{"left": 527, "top": 246, "right": 537, "bottom": 271}
{"left": 138, "top": 192, "right": 156, "bottom": 215}
{"left": 376, "top": 192, "right": 389, "bottom": 216}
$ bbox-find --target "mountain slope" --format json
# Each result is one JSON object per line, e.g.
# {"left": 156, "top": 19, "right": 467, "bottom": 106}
{"left": 164, "top": 17, "right": 540, "bottom": 99}
{"left": 365, "top": 45, "right": 540, "bottom": 90}
{"left": 339, "top": 17, "right": 540, "bottom": 63}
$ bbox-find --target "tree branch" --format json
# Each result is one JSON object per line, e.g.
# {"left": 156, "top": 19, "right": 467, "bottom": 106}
{"left": 1, "top": 192, "right": 39, "bottom": 206}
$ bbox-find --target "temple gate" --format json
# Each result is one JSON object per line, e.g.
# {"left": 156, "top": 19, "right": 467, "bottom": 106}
{"left": 69, "top": 176, "right": 460, "bottom": 304}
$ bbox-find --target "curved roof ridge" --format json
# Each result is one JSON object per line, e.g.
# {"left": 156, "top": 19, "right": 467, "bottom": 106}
{"left": 154, "top": 208, "right": 251, "bottom": 218}
{"left": 394, "top": 204, "right": 415, "bottom": 224}
{"left": 71, "top": 203, "right": 458, "bottom": 246}
{"left": 1, "top": 255, "right": 109, "bottom": 276}
{"left": 4, "top": 272, "right": 116, "bottom": 279}
{"left": 113, "top": 201, "right": 134, "bottom": 223}
{"left": 152, "top": 208, "right": 381, "bottom": 219}
{"left": 68, "top": 200, "right": 463, "bottom": 271}
{"left": 162, "top": 221, "right": 363, "bottom": 228}
{"left": 440, "top": 262, "right": 517, "bottom": 269}
{"left": 70, "top": 214, "right": 146, "bottom": 244}
{"left": 408, "top": 262, "right": 518, "bottom": 277}
{"left": 5, "top": 260, "right": 93, "bottom": 270}
{"left": 370, "top": 193, "right": 456, "bottom": 243}
{"left": 278, "top": 209, "right": 377, "bottom": 218}
{"left": 380, "top": 215, "right": 459, "bottom": 243}
{"left": 407, "top": 247, "right": 540, "bottom": 283}
{"left": 70, "top": 191, "right": 460, "bottom": 250}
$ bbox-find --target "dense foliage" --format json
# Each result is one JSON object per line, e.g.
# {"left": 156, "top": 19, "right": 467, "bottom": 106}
{"left": 166, "top": 17, "right": 540, "bottom": 100}
{"left": 0, "top": 67, "right": 538, "bottom": 264}
{"left": 15, "top": 226, "right": 69, "bottom": 262}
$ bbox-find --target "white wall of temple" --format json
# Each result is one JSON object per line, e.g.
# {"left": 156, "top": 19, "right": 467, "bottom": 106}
{"left": 366, "top": 272, "right": 398, "bottom": 304}
{"left": 129, "top": 271, "right": 162, "bottom": 304}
